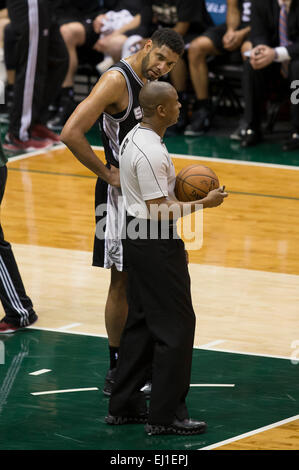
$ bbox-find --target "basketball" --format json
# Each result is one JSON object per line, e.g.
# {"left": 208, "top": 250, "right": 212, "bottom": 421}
{"left": 175, "top": 164, "right": 219, "bottom": 201}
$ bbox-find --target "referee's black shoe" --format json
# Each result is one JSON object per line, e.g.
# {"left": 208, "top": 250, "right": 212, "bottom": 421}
{"left": 145, "top": 418, "right": 207, "bottom": 436}
{"left": 105, "top": 412, "right": 149, "bottom": 425}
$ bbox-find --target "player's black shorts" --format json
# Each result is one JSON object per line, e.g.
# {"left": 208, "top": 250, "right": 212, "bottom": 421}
{"left": 202, "top": 22, "right": 249, "bottom": 54}
{"left": 57, "top": 15, "right": 99, "bottom": 48}
{"left": 92, "top": 176, "right": 128, "bottom": 272}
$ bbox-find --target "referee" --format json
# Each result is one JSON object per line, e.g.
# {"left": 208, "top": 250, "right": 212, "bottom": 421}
{"left": 106, "top": 81, "right": 228, "bottom": 436}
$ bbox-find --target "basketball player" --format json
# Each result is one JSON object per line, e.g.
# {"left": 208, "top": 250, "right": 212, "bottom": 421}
{"left": 105, "top": 81, "right": 227, "bottom": 435}
{"left": 61, "top": 28, "right": 185, "bottom": 395}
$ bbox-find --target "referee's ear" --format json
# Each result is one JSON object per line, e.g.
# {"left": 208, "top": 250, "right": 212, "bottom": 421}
{"left": 156, "top": 104, "right": 166, "bottom": 118}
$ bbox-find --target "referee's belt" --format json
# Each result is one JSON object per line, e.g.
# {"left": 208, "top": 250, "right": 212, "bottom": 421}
{"left": 126, "top": 214, "right": 178, "bottom": 240}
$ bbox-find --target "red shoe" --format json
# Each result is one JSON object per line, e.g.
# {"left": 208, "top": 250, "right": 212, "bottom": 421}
{"left": 0, "top": 314, "right": 38, "bottom": 334}
{"left": 3, "top": 133, "right": 53, "bottom": 152}
{"left": 31, "top": 124, "right": 61, "bottom": 143}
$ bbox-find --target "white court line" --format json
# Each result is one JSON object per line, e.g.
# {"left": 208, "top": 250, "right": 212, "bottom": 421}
{"left": 200, "top": 415, "right": 299, "bottom": 450}
{"left": 7, "top": 144, "right": 65, "bottom": 162}
{"left": 29, "top": 326, "right": 295, "bottom": 361}
{"left": 190, "top": 384, "right": 235, "bottom": 387}
{"left": 31, "top": 387, "right": 99, "bottom": 396}
{"left": 92, "top": 145, "right": 299, "bottom": 171}
{"left": 57, "top": 323, "right": 82, "bottom": 331}
{"left": 30, "top": 325, "right": 108, "bottom": 339}
{"left": 197, "top": 346, "right": 295, "bottom": 361}
{"left": 29, "top": 369, "right": 51, "bottom": 376}
{"left": 200, "top": 340, "right": 226, "bottom": 348}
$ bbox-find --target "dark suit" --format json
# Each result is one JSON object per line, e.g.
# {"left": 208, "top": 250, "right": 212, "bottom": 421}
{"left": 250, "top": 0, "right": 299, "bottom": 57}
{"left": 243, "top": 0, "right": 299, "bottom": 131}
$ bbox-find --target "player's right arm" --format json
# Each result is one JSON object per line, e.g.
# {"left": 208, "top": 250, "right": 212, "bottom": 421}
{"left": 60, "top": 71, "right": 127, "bottom": 187}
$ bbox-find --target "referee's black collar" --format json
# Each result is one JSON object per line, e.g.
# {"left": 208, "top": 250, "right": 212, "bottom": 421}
{"left": 138, "top": 124, "right": 164, "bottom": 143}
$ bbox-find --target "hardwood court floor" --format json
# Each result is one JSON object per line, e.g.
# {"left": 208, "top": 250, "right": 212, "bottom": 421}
{"left": 1, "top": 140, "right": 299, "bottom": 450}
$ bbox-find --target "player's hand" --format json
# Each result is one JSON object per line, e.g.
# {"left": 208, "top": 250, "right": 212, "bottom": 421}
{"left": 223, "top": 30, "right": 243, "bottom": 51}
{"left": 93, "top": 14, "right": 106, "bottom": 33}
{"left": 107, "top": 165, "right": 121, "bottom": 187}
{"left": 205, "top": 186, "right": 228, "bottom": 207}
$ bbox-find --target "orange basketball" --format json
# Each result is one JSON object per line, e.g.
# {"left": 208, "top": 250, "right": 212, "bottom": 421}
{"left": 175, "top": 164, "right": 219, "bottom": 201}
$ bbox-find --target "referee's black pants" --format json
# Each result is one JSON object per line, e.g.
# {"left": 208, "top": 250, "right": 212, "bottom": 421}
{"left": 0, "top": 166, "right": 35, "bottom": 326}
{"left": 109, "top": 222, "right": 196, "bottom": 425}
{"left": 7, "top": 0, "right": 68, "bottom": 141}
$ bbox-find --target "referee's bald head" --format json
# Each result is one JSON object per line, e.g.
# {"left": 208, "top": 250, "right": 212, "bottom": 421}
{"left": 139, "top": 81, "right": 176, "bottom": 117}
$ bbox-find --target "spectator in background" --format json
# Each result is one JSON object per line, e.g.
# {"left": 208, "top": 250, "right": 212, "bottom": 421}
{"left": 0, "top": 6, "right": 9, "bottom": 51}
{"left": 185, "top": 0, "right": 252, "bottom": 136}
{"left": 0, "top": 5, "right": 14, "bottom": 121}
{"left": 92, "top": 1, "right": 150, "bottom": 73}
{"left": 49, "top": 0, "right": 149, "bottom": 131}
{"left": 238, "top": 0, "right": 299, "bottom": 151}
{"left": 1, "top": 23, "right": 16, "bottom": 121}
{"left": 3, "top": 0, "right": 68, "bottom": 152}
{"left": 132, "top": 0, "right": 213, "bottom": 135}
{"left": 47, "top": 0, "right": 106, "bottom": 131}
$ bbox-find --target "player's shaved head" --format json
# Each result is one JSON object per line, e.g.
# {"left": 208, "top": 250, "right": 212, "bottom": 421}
{"left": 139, "top": 81, "right": 176, "bottom": 117}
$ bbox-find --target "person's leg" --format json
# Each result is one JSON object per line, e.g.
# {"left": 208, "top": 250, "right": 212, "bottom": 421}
{"left": 4, "top": 0, "right": 53, "bottom": 151}
{"left": 185, "top": 31, "right": 223, "bottom": 136}
{"left": 60, "top": 21, "right": 85, "bottom": 88}
{"left": 1, "top": 23, "right": 16, "bottom": 119}
{"left": 188, "top": 35, "right": 219, "bottom": 101}
{"left": 108, "top": 267, "right": 152, "bottom": 420}
{"left": 26, "top": 5, "right": 68, "bottom": 143}
{"left": 105, "top": 266, "right": 128, "bottom": 348}
{"left": 240, "top": 60, "right": 273, "bottom": 147}
{"left": 166, "top": 56, "right": 189, "bottom": 135}
{"left": 112, "top": 230, "right": 196, "bottom": 425}
{"left": 0, "top": 165, "right": 37, "bottom": 333}
{"left": 6, "top": 0, "right": 33, "bottom": 140}
{"left": 93, "top": 32, "right": 128, "bottom": 63}
{"left": 36, "top": 21, "right": 68, "bottom": 125}
{"left": 143, "top": 239, "right": 196, "bottom": 425}
{"left": 92, "top": 177, "right": 131, "bottom": 393}
{"left": 230, "top": 41, "right": 253, "bottom": 141}
{"left": 47, "top": 21, "right": 90, "bottom": 131}
{"left": 102, "top": 266, "right": 129, "bottom": 395}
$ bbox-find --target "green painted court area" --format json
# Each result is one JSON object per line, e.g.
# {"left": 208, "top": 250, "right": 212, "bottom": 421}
{"left": 0, "top": 329, "right": 298, "bottom": 450}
